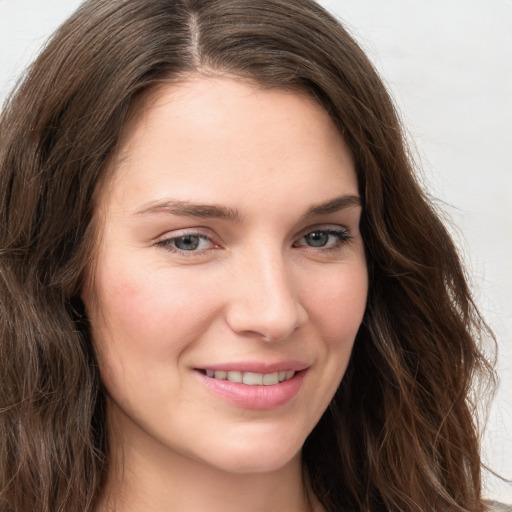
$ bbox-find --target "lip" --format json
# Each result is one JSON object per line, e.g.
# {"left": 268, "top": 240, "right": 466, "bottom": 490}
{"left": 194, "top": 361, "right": 309, "bottom": 410}
{"left": 197, "top": 360, "right": 309, "bottom": 374}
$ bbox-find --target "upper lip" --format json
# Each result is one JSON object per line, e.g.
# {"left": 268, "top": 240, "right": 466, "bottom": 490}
{"left": 195, "top": 360, "right": 310, "bottom": 373}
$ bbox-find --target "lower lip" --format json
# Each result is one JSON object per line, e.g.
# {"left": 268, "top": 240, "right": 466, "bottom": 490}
{"left": 196, "top": 370, "right": 306, "bottom": 410}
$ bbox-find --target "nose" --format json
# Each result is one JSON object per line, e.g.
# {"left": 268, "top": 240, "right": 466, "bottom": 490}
{"left": 224, "top": 248, "right": 308, "bottom": 342}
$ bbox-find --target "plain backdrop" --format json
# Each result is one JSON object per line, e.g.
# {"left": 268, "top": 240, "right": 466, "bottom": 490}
{"left": 1, "top": 0, "right": 511, "bottom": 503}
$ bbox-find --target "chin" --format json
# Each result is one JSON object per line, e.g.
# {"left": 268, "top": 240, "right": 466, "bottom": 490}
{"left": 209, "top": 450, "right": 301, "bottom": 475}
{"left": 199, "top": 430, "right": 305, "bottom": 475}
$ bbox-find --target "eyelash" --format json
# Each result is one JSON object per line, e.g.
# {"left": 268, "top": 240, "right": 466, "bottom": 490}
{"left": 293, "top": 228, "right": 352, "bottom": 251}
{"left": 155, "top": 227, "right": 352, "bottom": 256}
{"left": 155, "top": 232, "right": 215, "bottom": 253}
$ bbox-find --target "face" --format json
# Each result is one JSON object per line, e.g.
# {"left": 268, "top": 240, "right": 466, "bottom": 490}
{"left": 83, "top": 76, "right": 367, "bottom": 475}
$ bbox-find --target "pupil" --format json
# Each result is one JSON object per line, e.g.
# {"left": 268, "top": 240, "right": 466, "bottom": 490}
{"left": 175, "top": 235, "right": 200, "bottom": 251}
{"left": 307, "top": 232, "right": 328, "bottom": 247}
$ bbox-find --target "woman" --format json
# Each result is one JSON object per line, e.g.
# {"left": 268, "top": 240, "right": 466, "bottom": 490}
{"left": 0, "top": 0, "right": 497, "bottom": 510}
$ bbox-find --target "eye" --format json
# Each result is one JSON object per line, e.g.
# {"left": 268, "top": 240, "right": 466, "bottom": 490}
{"left": 156, "top": 233, "right": 216, "bottom": 253}
{"left": 294, "top": 228, "right": 351, "bottom": 250}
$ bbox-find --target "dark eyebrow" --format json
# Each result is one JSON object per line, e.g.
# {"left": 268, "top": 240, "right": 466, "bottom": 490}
{"left": 133, "top": 200, "right": 240, "bottom": 221}
{"left": 302, "top": 194, "right": 362, "bottom": 220}
{"left": 133, "top": 194, "right": 361, "bottom": 221}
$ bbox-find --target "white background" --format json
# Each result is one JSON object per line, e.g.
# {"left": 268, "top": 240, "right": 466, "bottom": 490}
{"left": 1, "top": 0, "right": 510, "bottom": 503}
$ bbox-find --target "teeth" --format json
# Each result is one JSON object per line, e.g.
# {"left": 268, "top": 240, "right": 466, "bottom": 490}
{"left": 243, "top": 372, "right": 263, "bottom": 385}
{"left": 262, "top": 372, "right": 279, "bottom": 385}
{"left": 226, "top": 371, "right": 243, "bottom": 383}
{"left": 205, "top": 370, "right": 296, "bottom": 385}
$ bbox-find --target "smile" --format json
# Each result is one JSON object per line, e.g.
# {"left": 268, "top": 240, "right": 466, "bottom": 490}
{"left": 197, "top": 367, "right": 306, "bottom": 409}
{"left": 203, "top": 369, "right": 296, "bottom": 386}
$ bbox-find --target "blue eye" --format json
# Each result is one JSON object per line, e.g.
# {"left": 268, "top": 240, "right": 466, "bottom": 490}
{"left": 304, "top": 231, "right": 330, "bottom": 247}
{"left": 296, "top": 229, "right": 350, "bottom": 249}
{"left": 157, "top": 233, "right": 214, "bottom": 253}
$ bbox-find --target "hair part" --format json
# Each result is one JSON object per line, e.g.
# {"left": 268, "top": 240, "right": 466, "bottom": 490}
{"left": 0, "top": 1, "right": 495, "bottom": 510}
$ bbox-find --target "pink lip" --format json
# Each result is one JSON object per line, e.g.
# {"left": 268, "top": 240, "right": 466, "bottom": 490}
{"left": 194, "top": 362, "right": 308, "bottom": 410}
{"left": 197, "top": 360, "right": 309, "bottom": 373}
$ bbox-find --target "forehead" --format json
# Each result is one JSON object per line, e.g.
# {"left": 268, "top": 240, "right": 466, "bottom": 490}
{"left": 99, "top": 75, "right": 357, "bottom": 214}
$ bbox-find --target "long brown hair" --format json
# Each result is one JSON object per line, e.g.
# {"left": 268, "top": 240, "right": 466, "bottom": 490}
{"left": 0, "top": 1, "right": 495, "bottom": 510}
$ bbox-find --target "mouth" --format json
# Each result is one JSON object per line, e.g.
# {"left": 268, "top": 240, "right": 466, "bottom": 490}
{"left": 197, "top": 369, "right": 296, "bottom": 386}
{"left": 195, "top": 365, "right": 307, "bottom": 409}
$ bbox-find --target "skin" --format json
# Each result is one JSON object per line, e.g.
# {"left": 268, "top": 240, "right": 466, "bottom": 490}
{"left": 83, "top": 75, "right": 368, "bottom": 512}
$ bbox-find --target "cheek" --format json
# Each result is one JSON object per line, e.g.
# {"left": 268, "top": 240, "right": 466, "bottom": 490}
{"left": 86, "top": 265, "right": 220, "bottom": 384}
{"left": 305, "top": 262, "right": 368, "bottom": 347}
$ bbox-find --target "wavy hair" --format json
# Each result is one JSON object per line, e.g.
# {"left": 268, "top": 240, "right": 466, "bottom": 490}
{"left": 0, "top": 0, "right": 495, "bottom": 510}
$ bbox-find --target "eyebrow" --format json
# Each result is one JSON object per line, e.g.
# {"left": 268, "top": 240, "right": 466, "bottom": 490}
{"left": 302, "top": 194, "right": 362, "bottom": 220}
{"left": 133, "top": 194, "right": 361, "bottom": 221}
{"left": 134, "top": 200, "right": 240, "bottom": 220}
